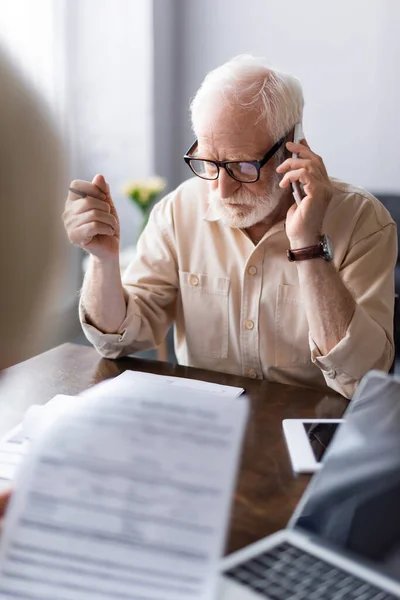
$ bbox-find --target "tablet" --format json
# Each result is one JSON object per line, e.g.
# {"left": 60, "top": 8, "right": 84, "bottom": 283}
{"left": 282, "top": 419, "right": 344, "bottom": 474}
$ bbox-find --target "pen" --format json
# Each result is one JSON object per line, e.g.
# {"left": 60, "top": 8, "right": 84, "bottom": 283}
{"left": 68, "top": 187, "right": 87, "bottom": 198}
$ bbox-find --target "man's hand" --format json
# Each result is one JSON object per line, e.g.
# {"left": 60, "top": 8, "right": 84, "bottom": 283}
{"left": 63, "top": 174, "right": 120, "bottom": 260}
{"left": 276, "top": 139, "right": 333, "bottom": 248}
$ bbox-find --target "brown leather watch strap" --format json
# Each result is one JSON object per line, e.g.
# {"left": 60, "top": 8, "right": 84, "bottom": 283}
{"left": 287, "top": 241, "right": 324, "bottom": 262}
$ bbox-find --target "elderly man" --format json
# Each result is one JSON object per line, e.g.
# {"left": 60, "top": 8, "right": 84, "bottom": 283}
{"left": 63, "top": 55, "right": 396, "bottom": 399}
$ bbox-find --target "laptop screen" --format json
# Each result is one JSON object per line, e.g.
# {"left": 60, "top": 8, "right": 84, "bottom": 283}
{"left": 292, "top": 372, "right": 400, "bottom": 580}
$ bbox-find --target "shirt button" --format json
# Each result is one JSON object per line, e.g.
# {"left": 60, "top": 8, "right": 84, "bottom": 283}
{"left": 248, "top": 369, "right": 257, "bottom": 379}
{"left": 248, "top": 266, "right": 257, "bottom": 275}
{"left": 326, "top": 369, "right": 337, "bottom": 379}
{"left": 244, "top": 319, "right": 255, "bottom": 330}
{"left": 189, "top": 274, "right": 199, "bottom": 287}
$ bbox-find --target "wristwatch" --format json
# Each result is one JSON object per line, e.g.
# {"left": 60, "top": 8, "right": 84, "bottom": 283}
{"left": 287, "top": 234, "right": 333, "bottom": 262}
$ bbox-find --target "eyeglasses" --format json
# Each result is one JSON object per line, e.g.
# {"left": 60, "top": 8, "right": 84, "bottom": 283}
{"left": 183, "top": 136, "right": 286, "bottom": 183}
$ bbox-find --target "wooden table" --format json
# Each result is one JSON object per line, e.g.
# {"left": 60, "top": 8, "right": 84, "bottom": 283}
{"left": 0, "top": 343, "right": 348, "bottom": 555}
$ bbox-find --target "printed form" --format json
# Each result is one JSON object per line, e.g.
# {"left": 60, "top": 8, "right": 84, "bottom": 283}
{"left": 0, "top": 380, "right": 248, "bottom": 600}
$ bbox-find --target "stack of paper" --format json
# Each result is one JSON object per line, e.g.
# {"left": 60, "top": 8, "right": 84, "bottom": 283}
{"left": 0, "top": 370, "right": 248, "bottom": 600}
{"left": 0, "top": 371, "right": 244, "bottom": 490}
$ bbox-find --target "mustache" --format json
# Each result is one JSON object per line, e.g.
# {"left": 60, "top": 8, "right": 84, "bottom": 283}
{"left": 210, "top": 189, "right": 259, "bottom": 206}
{"left": 209, "top": 173, "right": 280, "bottom": 207}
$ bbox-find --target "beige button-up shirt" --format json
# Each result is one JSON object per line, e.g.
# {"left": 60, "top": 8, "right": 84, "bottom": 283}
{"left": 81, "top": 177, "right": 397, "bottom": 398}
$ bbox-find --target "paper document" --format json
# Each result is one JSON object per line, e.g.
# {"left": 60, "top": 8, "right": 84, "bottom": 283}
{"left": 0, "top": 370, "right": 244, "bottom": 491}
{"left": 0, "top": 426, "right": 28, "bottom": 490}
{"left": 0, "top": 382, "right": 248, "bottom": 600}
{"left": 81, "top": 370, "right": 245, "bottom": 399}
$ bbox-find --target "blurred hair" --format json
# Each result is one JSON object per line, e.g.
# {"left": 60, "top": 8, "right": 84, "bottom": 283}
{"left": 190, "top": 54, "right": 304, "bottom": 140}
{"left": 0, "top": 46, "right": 65, "bottom": 369}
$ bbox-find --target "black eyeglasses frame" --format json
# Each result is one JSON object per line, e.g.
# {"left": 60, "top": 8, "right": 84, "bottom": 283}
{"left": 183, "top": 135, "right": 286, "bottom": 183}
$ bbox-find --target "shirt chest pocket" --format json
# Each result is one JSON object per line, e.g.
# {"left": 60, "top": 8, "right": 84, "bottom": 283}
{"left": 178, "top": 271, "right": 230, "bottom": 359}
{"left": 275, "top": 284, "right": 312, "bottom": 367}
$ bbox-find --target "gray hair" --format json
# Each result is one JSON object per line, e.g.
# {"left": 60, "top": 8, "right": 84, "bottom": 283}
{"left": 190, "top": 54, "right": 304, "bottom": 141}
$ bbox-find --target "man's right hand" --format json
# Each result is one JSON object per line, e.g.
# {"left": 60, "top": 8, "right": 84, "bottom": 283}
{"left": 63, "top": 174, "right": 120, "bottom": 260}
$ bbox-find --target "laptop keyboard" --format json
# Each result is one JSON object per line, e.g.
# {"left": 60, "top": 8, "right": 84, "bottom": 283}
{"left": 224, "top": 542, "right": 399, "bottom": 599}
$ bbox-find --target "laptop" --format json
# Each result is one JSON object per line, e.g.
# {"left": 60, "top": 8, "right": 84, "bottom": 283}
{"left": 218, "top": 370, "right": 400, "bottom": 599}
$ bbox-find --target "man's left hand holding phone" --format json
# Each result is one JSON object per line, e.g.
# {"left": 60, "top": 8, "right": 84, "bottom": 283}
{"left": 277, "top": 122, "right": 334, "bottom": 249}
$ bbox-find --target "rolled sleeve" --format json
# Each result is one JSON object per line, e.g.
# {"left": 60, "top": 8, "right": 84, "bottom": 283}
{"left": 309, "top": 303, "right": 392, "bottom": 398}
{"left": 79, "top": 295, "right": 142, "bottom": 359}
{"left": 309, "top": 222, "right": 396, "bottom": 398}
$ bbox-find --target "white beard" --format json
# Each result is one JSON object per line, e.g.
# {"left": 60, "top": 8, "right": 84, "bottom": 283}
{"left": 208, "top": 179, "right": 280, "bottom": 229}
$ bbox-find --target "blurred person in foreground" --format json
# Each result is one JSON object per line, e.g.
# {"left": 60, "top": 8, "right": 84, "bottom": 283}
{"left": 63, "top": 55, "right": 396, "bottom": 399}
{"left": 0, "top": 47, "right": 65, "bottom": 512}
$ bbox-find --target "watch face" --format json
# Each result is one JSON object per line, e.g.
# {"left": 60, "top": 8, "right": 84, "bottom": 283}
{"left": 322, "top": 234, "right": 333, "bottom": 261}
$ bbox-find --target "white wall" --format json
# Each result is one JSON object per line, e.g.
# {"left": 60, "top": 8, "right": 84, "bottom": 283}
{"left": 153, "top": 0, "right": 181, "bottom": 191}
{"left": 68, "top": 0, "right": 154, "bottom": 247}
{"left": 168, "top": 0, "right": 400, "bottom": 193}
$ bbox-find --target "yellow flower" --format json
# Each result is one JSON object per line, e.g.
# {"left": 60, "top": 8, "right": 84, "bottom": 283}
{"left": 123, "top": 176, "right": 167, "bottom": 207}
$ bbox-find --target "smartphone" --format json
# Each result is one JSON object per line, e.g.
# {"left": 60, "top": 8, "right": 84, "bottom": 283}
{"left": 282, "top": 418, "right": 344, "bottom": 474}
{"left": 291, "top": 122, "right": 305, "bottom": 206}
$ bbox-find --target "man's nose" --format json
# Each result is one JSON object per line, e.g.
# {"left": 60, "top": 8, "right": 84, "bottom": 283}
{"left": 218, "top": 168, "right": 241, "bottom": 199}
